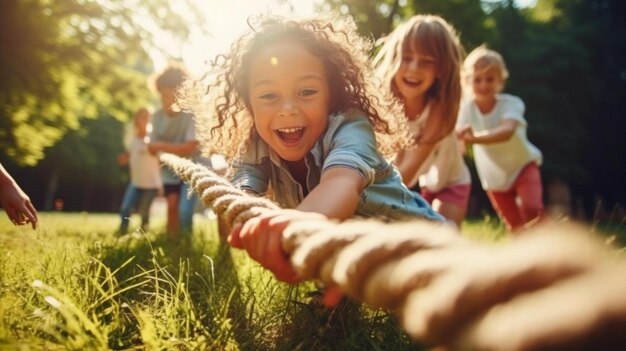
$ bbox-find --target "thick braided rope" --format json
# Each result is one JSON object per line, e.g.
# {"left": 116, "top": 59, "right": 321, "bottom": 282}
{"left": 160, "top": 153, "right": 626, "bottom": 350}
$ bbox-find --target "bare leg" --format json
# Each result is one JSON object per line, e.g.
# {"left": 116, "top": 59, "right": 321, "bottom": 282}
{"left": 432, "top": 199, "right": 466, "bottom": 228}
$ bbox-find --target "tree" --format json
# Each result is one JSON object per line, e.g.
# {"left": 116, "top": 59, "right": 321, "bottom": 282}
{"left": 0, "top": 0, "right": 204, "bottom": 166}
{"left": 524, "top": 0, "right": 626, "bottom": 216}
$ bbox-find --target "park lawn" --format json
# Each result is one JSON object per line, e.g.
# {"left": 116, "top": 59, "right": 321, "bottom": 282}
{"left": 0, "top": 212, "right": 415, "bottom": 350}
{"left": 0, "top": 212, "right": 623, "bottom": 350}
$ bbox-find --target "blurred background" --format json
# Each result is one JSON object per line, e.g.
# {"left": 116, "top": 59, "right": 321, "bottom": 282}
{"left": 1, "top": 0, "right": 624, "bottom": 221}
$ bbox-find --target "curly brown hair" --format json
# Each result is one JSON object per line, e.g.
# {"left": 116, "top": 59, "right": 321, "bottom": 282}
{"left": 181, "top": 13, "right": 410, "bottom": 163}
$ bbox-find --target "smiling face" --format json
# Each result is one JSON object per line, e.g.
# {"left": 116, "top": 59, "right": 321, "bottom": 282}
{"left": 393, "top": 43, "right": 437, "bottom": 108}
{"left": 247, "top": 40, "right": 330, "bottom": 162}
{"left": 469, "top": 68, "right": 503, "bottom": 103}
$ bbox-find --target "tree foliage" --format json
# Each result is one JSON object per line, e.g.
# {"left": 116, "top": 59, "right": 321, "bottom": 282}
{"left": 320, "top": 0, "right": 626, "bottom": 215}
{"left": 0, "top": 0, "right": 203, "bottom": 166}
{"left": 2, "top": 0, "right": 624, "bottom": 214}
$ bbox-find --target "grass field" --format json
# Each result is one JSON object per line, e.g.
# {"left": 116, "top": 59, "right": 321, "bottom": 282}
{"left": 0, "top": 212, "right": 623, "bottom": 350}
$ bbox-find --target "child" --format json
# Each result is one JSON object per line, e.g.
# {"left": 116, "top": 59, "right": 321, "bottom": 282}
{"left": 148, "top": 63, "right": 200, "bottom": 240}
{"left": 373, "top": 15, "right": 471, "bottom": 227}
{"left": 457, "top": 46, "right": 544, "bottom": 232}
{"left": 188, "top": 14, "right": 445, "bottom": 282}
{"left": 118, "top": 107, "right": 162, "bottom": 234}
{"left": 0, "top": 162, "right": 37, "bottom": 229}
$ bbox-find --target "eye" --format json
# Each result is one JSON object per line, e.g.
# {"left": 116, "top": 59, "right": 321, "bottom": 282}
{"left": 418, "top": 58, "right": 436, "bottom": 67}
{"left": 402, "top": 55, "right": 413, "bottom": 64}
{"left": 299, "top": 89, "right": 317, "bottom": 97}
{"left": 258, "top": 92, "right": 278, "bottom": 100}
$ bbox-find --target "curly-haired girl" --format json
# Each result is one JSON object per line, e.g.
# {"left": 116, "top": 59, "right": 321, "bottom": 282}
{"left": 186, "top": 14, "right": 444, "bottom": 282}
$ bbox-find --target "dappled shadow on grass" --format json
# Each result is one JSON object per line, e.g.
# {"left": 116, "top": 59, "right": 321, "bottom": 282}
{"left": 275, "top": 292, "right": 422, "bottom": 351}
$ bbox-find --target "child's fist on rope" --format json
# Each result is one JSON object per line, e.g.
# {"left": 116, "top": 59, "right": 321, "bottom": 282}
{"left": 228, "top": 209, "right": 328, "bottom": 283}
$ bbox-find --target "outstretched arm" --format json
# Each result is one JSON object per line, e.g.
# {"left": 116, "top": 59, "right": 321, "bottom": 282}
{"left": 229, "top": 167, "right": 365, "bottom": 282}
{"left": 148, "top": 140, "right": 199, "bottom": 156}
{"left": 461, "top": 119, "right": 518, "bottom": 144}
{"left": 297, "top": 167, "right": 364, "bottom": 219}
{"left": 395, "top": 144, "right": 436, "bottom": 188}
{"left": 0, "top": 163, "right": 38, "bottom": 229}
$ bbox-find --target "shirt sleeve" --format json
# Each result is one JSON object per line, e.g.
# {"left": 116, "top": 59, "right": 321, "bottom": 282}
{"left": 456, "top": 99, "right": 471, "bottom": 127}
{"left": 231, "top": 159, "right": 270, "bottom": 195}
{"left": 322, "top": 115, "right": 381, "bottom": 187}
{"left": 502, "top": 95, "right": 527, "bottom": 126}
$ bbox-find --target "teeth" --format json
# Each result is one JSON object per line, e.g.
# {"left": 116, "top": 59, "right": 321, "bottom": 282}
{"left": 277, "top": 127, "right": 304, "bottom": 133}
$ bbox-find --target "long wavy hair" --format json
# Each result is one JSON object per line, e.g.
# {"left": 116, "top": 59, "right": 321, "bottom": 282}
{"left": 373, "top": 15, "right": 464, "bottom": 144}
{"left": 181, "top": 13, "right": 410, "bottom": 163}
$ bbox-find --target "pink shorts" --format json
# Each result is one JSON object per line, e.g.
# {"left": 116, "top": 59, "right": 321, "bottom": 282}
{"left": 421, "top": 183, "right": 471, "bottom": 209}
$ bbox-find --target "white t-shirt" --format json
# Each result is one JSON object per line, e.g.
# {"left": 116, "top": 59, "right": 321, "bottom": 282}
{"left": 128, "top": 136, "right": 162, "bottom": 190}
{"left": 458, "top": 93, "right": 542, "bottom": 191}
{"left": 396, "top": 105, "right": 471, "bottom": 192}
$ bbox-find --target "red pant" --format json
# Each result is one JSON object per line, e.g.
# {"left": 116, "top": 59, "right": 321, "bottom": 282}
{"left": 486, "top": 162, "right": 544, "bottom": 232}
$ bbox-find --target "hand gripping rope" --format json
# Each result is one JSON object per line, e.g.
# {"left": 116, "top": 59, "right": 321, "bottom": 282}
{"left": 161, "top": 153, "right": 626, "bottom": 351}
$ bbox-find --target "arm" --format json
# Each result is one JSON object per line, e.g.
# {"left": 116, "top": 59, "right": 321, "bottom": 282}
{"left": 0, "top": 163, "right": 38, "bottom": 229}
{"left": 461, "top": 119, "right": 519, "bottom": 144}
{"left": 395, "top": 144, "right": 436, "bottom": 188}
{"left": 297, "top": 167, "right": 365, "bottom": 220}
{"left": 228, "top": 167, "right": 365, "bottom": 282}
{"left": 148, "top": 139, "right": 198, "bottom": 156}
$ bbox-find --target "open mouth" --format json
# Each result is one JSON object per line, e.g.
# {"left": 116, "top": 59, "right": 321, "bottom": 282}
{"left": 275, "top": 127, "right": 305, "bottom": 144}
{"left": 403, "top": 77, "right": 422, "bottom": 87}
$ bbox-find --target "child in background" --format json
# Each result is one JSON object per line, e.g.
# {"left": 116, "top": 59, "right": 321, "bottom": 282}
{"left": 187, "top": 14, "right": 444, "bottom": 282}
{"left": 373, "top": 15, "right": 471, "bottom": 227}
{"left": 118, "top": 107, "right": 161, "bottom": 234}
{"left": 148, "top": 63, "right": 199, "bottom": 240}
{"left": 457, "top": 46, "right": 544, "bottom": 232}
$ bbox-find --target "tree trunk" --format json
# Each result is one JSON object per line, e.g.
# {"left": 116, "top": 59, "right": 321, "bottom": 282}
{"left": 43, "top": 166, "right": 60, "bottom": 211}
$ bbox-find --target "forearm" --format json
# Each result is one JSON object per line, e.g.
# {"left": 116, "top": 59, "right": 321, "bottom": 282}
{"left": 151, "top": 140, "right": 198, "bottom": 156}
{"left": 297, "top": 167, "right": 364, "bottom": 220}
{"left": 395, "top": 144, "right": 435, "bottom": 187}
{"left": 466, "top": 120, "right": 518, "bottom": 144}
{"left": 0, "top": 164, "right": 15, "bottom": 186}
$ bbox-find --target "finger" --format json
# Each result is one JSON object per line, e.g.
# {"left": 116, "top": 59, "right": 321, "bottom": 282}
{"left": 228, "top": 223, "right": 244, "bottom": 248}
{"left": 23, "top": 201, "right": 37, "bottom": 229}
{"left": 265, "top": 216, "right": 298, "bottom": 283}
{"left": 6, "top": 206, "right": 20, "bottom": 224}
{"left": 242, "top": 216, "right": 270, "bottom": 262}
{"left": 322, "top": 284, "right": 344, "bottom": 308}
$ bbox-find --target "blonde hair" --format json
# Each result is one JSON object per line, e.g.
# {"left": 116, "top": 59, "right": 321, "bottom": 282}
{"left": 463, "top": 45, "right": 509, "bottom": 83}
{"left": 181, "top": 13, "right": 410, "bottom": 163}
{"left": 373, "top": 15, "right": 464, "bottom": 144}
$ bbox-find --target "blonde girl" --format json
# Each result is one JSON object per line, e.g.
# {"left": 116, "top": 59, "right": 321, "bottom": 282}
{"left": 373, "top": 15, "right": 471, "bottom": 227}
{"left": 457, "top": 46, "right": 544, "bottom": 232}
{"left": 185, "top": 14, "right": 444, "bottom": 282}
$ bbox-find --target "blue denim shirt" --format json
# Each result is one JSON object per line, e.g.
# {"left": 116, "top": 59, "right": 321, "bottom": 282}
{"left": 231, "top": 111, "right": 443, "bottom": 222}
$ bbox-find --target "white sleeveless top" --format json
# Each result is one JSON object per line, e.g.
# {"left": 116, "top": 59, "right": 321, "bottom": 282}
{"left": 396, "top": 104, "right": 471, "bottom": 192}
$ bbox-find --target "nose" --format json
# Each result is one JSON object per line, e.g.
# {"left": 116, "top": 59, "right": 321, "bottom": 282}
{"left": 278, "top": 100, "right": 297, "bottom": 118}
{"left": 407, "top": 58, "right": 419, "bottom": 71}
